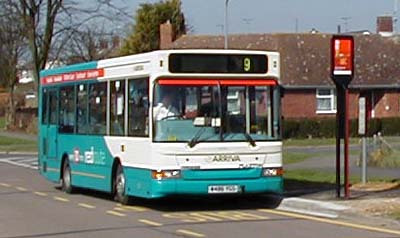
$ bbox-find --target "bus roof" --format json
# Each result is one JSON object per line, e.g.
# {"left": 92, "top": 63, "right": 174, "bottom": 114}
{"left": 40, "top": 50, "right": 280, "bottom": 86}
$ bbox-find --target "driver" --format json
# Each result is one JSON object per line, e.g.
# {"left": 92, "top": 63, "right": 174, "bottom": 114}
{"left": 153, "top": 91, "right": 179, "bottom": 120}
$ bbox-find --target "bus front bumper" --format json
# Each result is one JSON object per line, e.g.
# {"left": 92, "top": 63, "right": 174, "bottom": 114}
{"left": 124, "top": 167, "right": 283, "bottom": 199}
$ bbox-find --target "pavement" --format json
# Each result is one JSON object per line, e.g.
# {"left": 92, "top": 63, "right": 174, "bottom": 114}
{"left": 283, "top": 140, "right": 400, "bottom": 229}
{"left": 0, "top": 130, "right": 37, "bottom": 141}
{"left": 276, "top": 186, "right": 400, "bottom": 230}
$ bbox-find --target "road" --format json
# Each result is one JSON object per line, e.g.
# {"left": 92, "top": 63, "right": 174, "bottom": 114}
{"left": 1, "top": 155, "right": 399, "bottom": 238}
{"left": 284, "top": 145, "right": 400, "bottom": 179}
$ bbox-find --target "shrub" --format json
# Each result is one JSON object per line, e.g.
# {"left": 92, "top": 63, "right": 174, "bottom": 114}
{"left": 282, "top": 117, "right": 400, "bottom": 139}
{"left": 282, "top": 120, "right": 300, "bottom": 138}
{"left": 381, "top": 118, "right": 400, "bottom": 136}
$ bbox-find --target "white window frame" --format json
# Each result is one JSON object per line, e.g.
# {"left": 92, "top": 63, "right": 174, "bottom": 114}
{"left": 316, "top": 88, "right": 337, "bottom": 114}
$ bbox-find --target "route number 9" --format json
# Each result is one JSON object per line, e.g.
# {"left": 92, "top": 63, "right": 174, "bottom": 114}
{"left": 243, "top": 58, "right": 251, "bottom": 72}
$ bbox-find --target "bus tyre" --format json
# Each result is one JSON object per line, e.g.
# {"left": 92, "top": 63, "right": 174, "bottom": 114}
{"left": 114, "top": 164, "right": 131, "bottom": 205}
{"left": 61, "top": 160, "right": 74, "bottom": 194}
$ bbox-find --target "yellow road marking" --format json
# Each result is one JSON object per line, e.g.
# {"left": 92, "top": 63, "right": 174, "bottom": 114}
{"left": 0, "top": 183, "right": 11, "bottom": 187}
{"left": 116, "top": 203, "right": 148, "bottom": 212}
{"left": 163, "top": 211, "right": 268, "bottom": 223}
{"left": 176, "top": 229, "right": 206, "bottom": 238}
{"left": 34, "top": 191, "right": 48, "bottom": 197}
{"left": 106, "top": 210, "right": 126, "bottom": 217}
{"left": 258, "top": 209, "right": 400, "bottom": 236}
{"left": 138, "top": 219, "right": 163, "bottom": 227}
{"left": 78, "top": 203, "right": 96, "bottom": 209}
{"left": 16, "top": 186, "right": 28, "bottom": 192}
{"left": 113, "top": 207, "right": 127, "bottom": 212}
{"left": 53, "top": 196, "right": 70, "bottom": 202}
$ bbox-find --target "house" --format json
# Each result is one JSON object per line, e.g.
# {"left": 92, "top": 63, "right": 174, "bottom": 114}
{"left": 159, "top": 21, "right": 400, "bottom": 121}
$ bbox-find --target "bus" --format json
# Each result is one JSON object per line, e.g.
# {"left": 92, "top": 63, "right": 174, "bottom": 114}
{"left": 39, "top": 49, "right": 283, "bottom": 204}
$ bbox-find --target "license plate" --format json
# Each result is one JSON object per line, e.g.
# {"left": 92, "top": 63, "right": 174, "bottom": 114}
{"left": 208, "top": 185, "right": 241, "bottom": 194}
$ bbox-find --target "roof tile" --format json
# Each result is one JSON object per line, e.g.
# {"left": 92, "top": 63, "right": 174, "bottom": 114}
{"left": 171, "top": 33, "right": 400, "bottom": 88}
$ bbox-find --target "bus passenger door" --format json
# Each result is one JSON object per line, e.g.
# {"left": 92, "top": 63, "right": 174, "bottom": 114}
{"left": 41, "top": 89, "right": 59, "bottom": 182}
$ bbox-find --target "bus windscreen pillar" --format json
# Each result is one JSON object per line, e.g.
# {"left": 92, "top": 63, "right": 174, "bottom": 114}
{"left": 330, "top": 35, "right": 354, "bottom": 199}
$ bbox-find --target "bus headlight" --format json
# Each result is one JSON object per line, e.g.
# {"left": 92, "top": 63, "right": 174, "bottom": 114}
{"left": 152, "top": 170, "right": 181, "bottom": 180}
{"left": 262, "top": 167, "right": 283, "bottom": 177}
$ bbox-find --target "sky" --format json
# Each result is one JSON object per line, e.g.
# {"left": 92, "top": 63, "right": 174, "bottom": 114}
{"left": 122, "top": 0, "right": 399, "bottom": 35}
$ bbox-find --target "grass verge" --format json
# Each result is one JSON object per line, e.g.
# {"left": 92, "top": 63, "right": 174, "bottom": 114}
{"left": 283, "top": 152, "right": 313, "bottom": 164}
{"left": 0, "top": 136, "right": 37, "bottom": 152}
{"left": 0, "top": 117, "right": 5, "bottom": 130}
{"left": 283, "top": 137, "right": 359, "bottom": 147}
{"left": 284, "top": 169, "right": 394, "bottom": 185}
{"left": 368, "top": 149, "right": 400, "bottom": 168}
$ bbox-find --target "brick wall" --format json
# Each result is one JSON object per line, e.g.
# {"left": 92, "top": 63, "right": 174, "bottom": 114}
{"left": 282, "top": 88, "right": 400, "bottom": 120}
{"left": 372, "top": 90, "right": 400, "bottom": 118}
{"left": 282, "top": 89, "right": 318, "bottom": 119}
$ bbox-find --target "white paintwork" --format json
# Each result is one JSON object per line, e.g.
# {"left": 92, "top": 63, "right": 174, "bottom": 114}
{"left": 104, "top": 137, "right": 282, "bottom": 171}
{"left": 97, "top": 50, "right": 280, "bottom": 83}
{"left": 99, "top": 49, "right": 282, "bottom": 171}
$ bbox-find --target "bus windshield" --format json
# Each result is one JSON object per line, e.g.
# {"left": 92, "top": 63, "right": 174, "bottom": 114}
{"left": 153, "top": 80, "right": 280, "bottom": 144}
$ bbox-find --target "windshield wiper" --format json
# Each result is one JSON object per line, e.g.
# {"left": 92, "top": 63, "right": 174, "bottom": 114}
{"left": 187, "top": 127, "right": 206, "bottom": 148}
{"left": 244, "top": 132, "right": 256, "bottom": 147}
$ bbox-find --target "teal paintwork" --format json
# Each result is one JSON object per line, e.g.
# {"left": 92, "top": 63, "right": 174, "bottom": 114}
{"left": 182, "top": 168, "right": 263, "bottom": 180}
{"left": 57, "top": 134, "right": 114, "bottom": 192}
{"left": 37, "top": 59, "right": 283, "bottom": 199}
{"left": 38, "top": 61, "right": 100, "bottom": 183}
{"left": 40, "top": 61, "right": 98, "bottom": 78}
{"left": 39, "top": 130, "right": 283, "bottom": 198}
{"left": 124, "top": 167, "right": 283, "bottom": 199}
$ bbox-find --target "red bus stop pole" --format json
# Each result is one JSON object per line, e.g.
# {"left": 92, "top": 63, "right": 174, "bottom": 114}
{"left": 344, "top": 88, "right": 350, "bottom": 199}
{"left": 335, "top": 87, "right": 341, "bottom": 198}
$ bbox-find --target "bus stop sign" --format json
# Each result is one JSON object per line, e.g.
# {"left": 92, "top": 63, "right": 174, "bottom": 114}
{"left": 331, "top": 35, "right": 354, "bottom": 88}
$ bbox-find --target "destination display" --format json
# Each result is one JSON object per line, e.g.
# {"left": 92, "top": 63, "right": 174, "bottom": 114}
{"left": 41, "top": 68, "right": 104, "bottom": 85}
{"left": 169, "top": 54, "right": 268, "bottom": 74}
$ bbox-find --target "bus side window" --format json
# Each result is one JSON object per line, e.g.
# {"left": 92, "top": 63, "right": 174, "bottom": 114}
{"left": 41, "top": 89, "right": 48, "bottom": 124}
{"left": 88, "top": 82, "right": 107, "bottom": 135}
{"left": 110, "top": 80, "right": 125, "bottom": 136}
{"left": 59, "top": 86, "right": 75, "bottom": 133}
{"left": 49, "top": 91, "right": 58, "bottom": 125}
{"left": 77, "top": 84, "right": 88, "bottom": 134}
{"left": 128, "top": 78, "right": 149, "bottom": 137}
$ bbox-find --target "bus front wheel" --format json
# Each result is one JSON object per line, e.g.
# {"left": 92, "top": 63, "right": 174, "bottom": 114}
{"left": 114, "top": 164, "right": 131, "bottom": 205}
{"left": 61, "top": 160, "right": 74, "bottom": 194}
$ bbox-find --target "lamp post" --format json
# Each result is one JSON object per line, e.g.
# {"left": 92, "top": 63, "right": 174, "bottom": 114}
{"left": 224, "top": 0, "right": 230, "bottom": 49}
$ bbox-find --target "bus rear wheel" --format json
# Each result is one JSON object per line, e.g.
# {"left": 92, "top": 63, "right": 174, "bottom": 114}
{"left": 114, "top": 164, "right": 131, "bottom": 205}
{"left": 61, "top": 160, "right": 74, "bottom": 194}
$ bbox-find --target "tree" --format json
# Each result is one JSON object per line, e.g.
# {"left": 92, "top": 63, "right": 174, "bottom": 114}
{"left": 16, "top": 0, "right": 63, "bottom": 92}
{"left": 120, "top": 0, "right": 186, "bottom": 55}
{"left": 0, "top": 1, "right": 26, "bottom": 129}
{"left": 12, "top": 0, "right": 128, "bottom": 92}
{"left": 62, "top": 25, "right": 122, "bottom": 64}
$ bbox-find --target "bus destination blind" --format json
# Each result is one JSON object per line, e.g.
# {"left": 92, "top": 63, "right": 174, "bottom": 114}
{"left": 169, "top": 54, "right": 268, "bottom": 74}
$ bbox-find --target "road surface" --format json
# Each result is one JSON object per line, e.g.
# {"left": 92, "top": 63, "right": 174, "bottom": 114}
{"left": 0, "top": 155, "right": 399, "bottom": 238}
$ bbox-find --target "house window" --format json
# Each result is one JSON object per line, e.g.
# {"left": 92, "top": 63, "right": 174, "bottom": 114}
{"left": 316, "top": 89, "right": 336, "bottom": 114}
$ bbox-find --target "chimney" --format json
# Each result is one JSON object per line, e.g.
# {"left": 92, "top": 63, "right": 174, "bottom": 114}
{"left": 159, "top": 20, "right": 176, "bottom": 49}
{"left": 377, "top": 16, "right": 393, "bottom": 37}
{"left": 112, "top": 35, "right": 120, "bottom": 49}
{"left": 99, "top": 38, "right": 108, "bottom": 50}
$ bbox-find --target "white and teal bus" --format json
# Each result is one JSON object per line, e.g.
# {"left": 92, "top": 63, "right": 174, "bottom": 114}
{"left": 39, "top": 49, "right": 283, "bottom": 204}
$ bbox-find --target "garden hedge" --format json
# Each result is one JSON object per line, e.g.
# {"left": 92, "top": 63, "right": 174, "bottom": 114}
{"left": 282, "top": 117, "right": 397, "bottom": 139}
